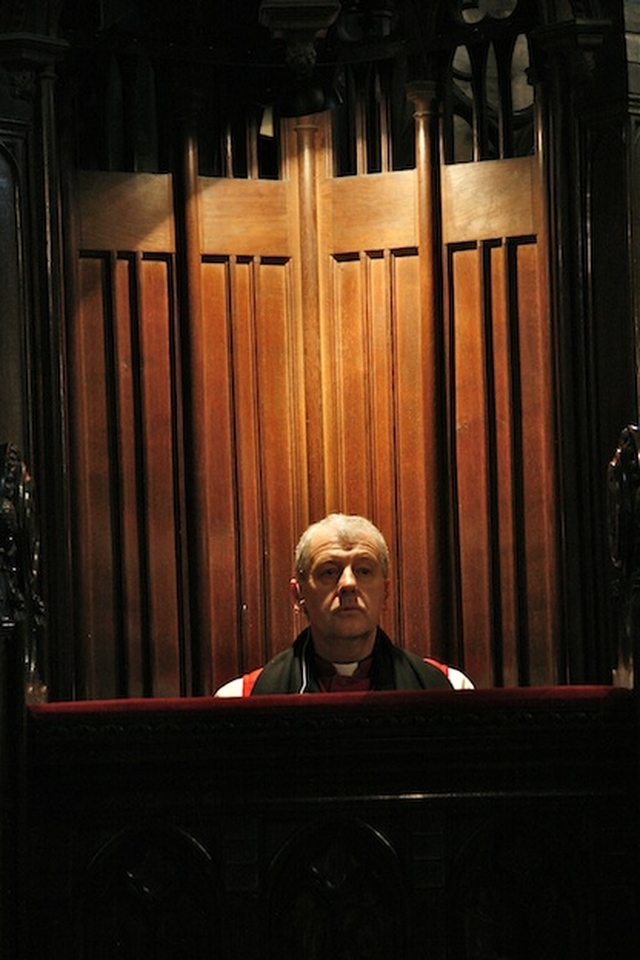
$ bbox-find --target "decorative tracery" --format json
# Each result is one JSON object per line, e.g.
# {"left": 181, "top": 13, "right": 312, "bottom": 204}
{"left": 444, "top": 0, "right": 537, "bottom": 162}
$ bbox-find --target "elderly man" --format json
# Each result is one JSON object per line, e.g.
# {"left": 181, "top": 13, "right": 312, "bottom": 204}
{"left": 215, "top": 513, "right": 473, "bottom": 695}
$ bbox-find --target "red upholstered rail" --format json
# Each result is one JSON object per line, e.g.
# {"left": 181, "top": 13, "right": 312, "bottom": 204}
{"left": 28, "top": 684, "right": 628, "bottom": 719}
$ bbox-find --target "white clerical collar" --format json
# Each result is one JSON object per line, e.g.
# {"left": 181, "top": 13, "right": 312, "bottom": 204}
{"left": 331, "top": 661, "right": 359, "bottom": 676}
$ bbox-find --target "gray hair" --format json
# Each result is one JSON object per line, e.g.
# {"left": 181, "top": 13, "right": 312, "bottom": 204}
{"left": 294, "top": 513, "right": 389, "bottom": 579}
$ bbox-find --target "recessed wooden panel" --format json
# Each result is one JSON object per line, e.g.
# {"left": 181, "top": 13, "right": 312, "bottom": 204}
{"left": 137, "top": 256, "right": 182, "bottom": 697}
{"left": 392, "top": 249, "right": 436, "bottom": 655}
{"left": 512, "top": 238, "right": 558, "bottom": 683}
{"left": 364, "top": 250, "right": 399, "bottom": 641}
{"left": 486, "top": 242, "right": 519, "bottom": 688}
{"left": 71, "top": 252, "right": 185, "bottom": 698}
{"left": 445, "top": 234, "right": 558, "bottom": 687}
{"left": 442, "top": 157, "right": 536, "bottom": 243}
{"left": 77, "top": 172, "right": 175, "bottom": 251}
{"left": 449, "top": 242, "right": 494, "bottom": 685}
{"left": 324, "top": 254, "right": 372, "bottom": 511}
{"left": 254, "top": 258, "right": 303, "bottom": 659}
{"left": 324, "top": 171, "right": 416, "bottom": 254}
{"left": 200, "top": 257, "right": 242, "bottom": 685}
{"left": 72, "top": 255, "right": 117, "bottom": 698}
{"left": 200, "top": 178, "right": 290, "bottom": 255}
{"left": 113, "top": 256, "right": 144, "bottom": 697}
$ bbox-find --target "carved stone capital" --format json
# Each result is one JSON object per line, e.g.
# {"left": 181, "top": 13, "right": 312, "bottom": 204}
{"left": 405, "top": 78, "right": 439, "bottom": 115}
{"left": 259, "top": 1, "right": 341, "bottom": 77}
{"left": 259, "top": 0, "right": 341, "bottom": 38}
{"left": 0, "top": 33, "right": 67, "bottom": 115}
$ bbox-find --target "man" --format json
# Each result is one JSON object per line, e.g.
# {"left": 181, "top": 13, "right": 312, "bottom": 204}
{"left": 215, "top": 513, "right": 473, "bottom": 695}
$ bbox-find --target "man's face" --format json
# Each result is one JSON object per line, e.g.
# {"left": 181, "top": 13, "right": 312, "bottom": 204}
{"left": 291, "top": 526, "right": 389, "bottom": 662}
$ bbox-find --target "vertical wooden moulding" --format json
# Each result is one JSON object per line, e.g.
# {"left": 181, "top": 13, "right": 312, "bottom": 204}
{"left": 138, "top": 255, "right": 184, "bottom": 697}
{"left": 174, "top": 117, "right": 209, "bottom": 694}
{"left": 406, "top": 81, "right": 451, "bottom": 660}
{"left": 450, "top": 242, "right": 494, "bottom": 685}
{"left": 229, "top": 255, "right": 265, "bottom": 673}
{"left": 255, "top": 257, "right": 301, "bottom": 655}
{"left": 201, "top": 255, "right": 243, "bottom": 686}
{"left": 113, "top": 255, "right": 144, "bottom": 697}
{"left": 73, "top": 254, "right": 119, "bottom": 698}
{"left": 290, "top": 114, "right": 325, "bottom": 521}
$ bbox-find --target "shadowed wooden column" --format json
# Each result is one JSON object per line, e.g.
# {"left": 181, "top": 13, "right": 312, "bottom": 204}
{"left": 174, "top": 95, "right": 209, "bottom": 695}
{"left": 406, "top": 80, "right": 451, "bottom": 661}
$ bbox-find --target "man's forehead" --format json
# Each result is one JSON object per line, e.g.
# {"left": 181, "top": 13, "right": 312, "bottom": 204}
{"left": 307, "top": 530, "right": 381, "bottom": 563}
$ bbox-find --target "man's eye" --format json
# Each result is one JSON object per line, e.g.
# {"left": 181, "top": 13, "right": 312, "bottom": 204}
{"left": 318, "top": 567, "right": 339, "bottom": 581}
{"left": 356, "top": 566, "right": 372, "bottom": 577}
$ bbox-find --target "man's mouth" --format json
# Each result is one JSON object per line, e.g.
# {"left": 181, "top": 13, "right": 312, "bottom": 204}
{"left": 337, "top": 600, "right": 361, "bottom": 611}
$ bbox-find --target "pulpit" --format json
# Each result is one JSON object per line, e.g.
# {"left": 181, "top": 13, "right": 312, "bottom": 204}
{"left": 0, "top": 440, "right": 637, "bottom": 958}
{"left": 24, "top": 686, "right": 637, "bottom": 959}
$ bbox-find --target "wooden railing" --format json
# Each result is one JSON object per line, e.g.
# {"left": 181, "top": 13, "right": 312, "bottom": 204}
{"left": 22, "top": 686, "right": 637, "bottom": 959}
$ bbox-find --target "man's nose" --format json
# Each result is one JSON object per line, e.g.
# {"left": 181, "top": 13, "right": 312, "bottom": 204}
{"left": 337, "top": 565, "right": 357, "bottom": 590}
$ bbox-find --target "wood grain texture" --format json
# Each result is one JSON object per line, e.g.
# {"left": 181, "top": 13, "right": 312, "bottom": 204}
{"left": 77, "top": 172, "right": 175, "bottom": 251}
{"left": 68, "top": 132, "right": 559, "bottom": 694}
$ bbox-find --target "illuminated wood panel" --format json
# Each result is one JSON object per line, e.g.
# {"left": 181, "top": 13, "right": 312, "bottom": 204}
{"left": 446, "top": 232, "right": 557, "bottom": 687}
{"left": 68, "top": 121, "right": 559, "bottom": 695}
{"left": 71, "top": 252, "right": 184, "bottom": 697}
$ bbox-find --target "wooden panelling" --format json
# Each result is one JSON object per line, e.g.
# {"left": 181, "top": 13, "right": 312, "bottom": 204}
{"left": 445, "top": 232, "right": 558, "bottom": 688}
{"left": 365, "top": 251, "right": 398, "bottom": 590}
{"left": 200, "top": 257, "right": 241, "bottom": 685}
{"left": 321, "top": 247, "right": 435, "bottom": 649}
{"left": 253, "top": 258, "right": 303, "bottom": 659}
{"left": 200, "top": 255, "right": 303, "bottom": 680}
{"left": 324, "top": 253, "right": 373, "bottom": 511}
{"left": 486, "top": 241, "right": 519, "bottom": 688}
{"left": 72, "top": 255, "right": 117, "bottom": 697}
{"left": 77, "top": 172, "right": 175, "bottom": 251}
{"left": 199, "top": 178, "right": 290, "bottom": 255}
{"left": 441, "top": 158, "right": 536, "bottom": 242}
{"left": 70, "top": 251, "right": 185, "bottom": 697}
{"left": 113, "top": 255, "right": 144, "bottom": 696}
{"left": 68, "top": 122, "right": 559, "bottom": 695}
{"left": 323, "top": 170, "right": 416, "bottom": 253}
{"left": 449, "top": 242, "right": 494, "bottom": 684}
{"left": 512, "top": 237, "right": 558, "bottom": 683}
{"left": 136, "top": 256, "right": 183, "bottom": 697}
{"left": 392, "top": 249, "right": 439, "bottom": 655}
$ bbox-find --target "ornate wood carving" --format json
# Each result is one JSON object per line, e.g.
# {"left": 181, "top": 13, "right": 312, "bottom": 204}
{"left": 0, "top": 444, "right": 46, "bottom": 701}
{"left": 82, "top": 825, "right": 218, "bottom": 960}
{"left": 607, "top": 424, "right": 640, "bottom": 686}
{"left": 26, "top": 687, "right": 637, "bottom": 959}
{"left": 267, "top": 818, "right": 405, "bottom": 959}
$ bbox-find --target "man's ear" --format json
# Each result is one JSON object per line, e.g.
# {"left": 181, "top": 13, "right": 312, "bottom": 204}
{"left": 289, "top": 577, "right": 304, "bottom": 609}
{"left": 383, "top": 578, "right": 390, "bottom": 609}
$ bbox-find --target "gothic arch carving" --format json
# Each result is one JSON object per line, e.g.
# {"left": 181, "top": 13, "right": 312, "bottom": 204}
{"left": 266, "top": 817, "right": 407, "bottom": 960}
{"left": 82, "top": 823, "right": 220, "bottom": 959}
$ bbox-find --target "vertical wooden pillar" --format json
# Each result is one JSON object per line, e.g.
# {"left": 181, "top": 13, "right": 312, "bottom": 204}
{"left": 406, "top": 80, "right": 451, "bottom": 660}
{"left": 294, "top": 116, "right": 325, "bottom": 520}
{"left": 35, "top": 56, "right": 76, "bottom": 699}
{"left": 174, "top": 90, "right": 209, "bottom": 694}
{"left": 0, "top": 29, "right": 73, "bottom": 699}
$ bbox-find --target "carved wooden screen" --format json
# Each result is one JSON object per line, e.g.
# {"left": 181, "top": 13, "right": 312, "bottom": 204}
{"left": 68, "top": 81, "right": 558, "bottom": 696}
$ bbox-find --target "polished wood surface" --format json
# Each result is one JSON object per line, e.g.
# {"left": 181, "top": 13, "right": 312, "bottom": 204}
{"left": 67, "top": 97, "right": 558, "bottom": 696}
